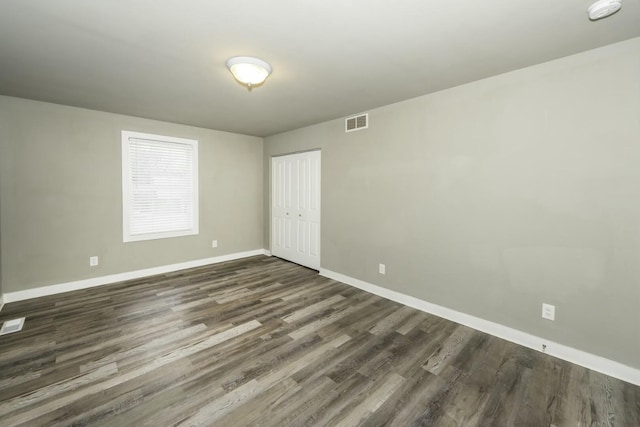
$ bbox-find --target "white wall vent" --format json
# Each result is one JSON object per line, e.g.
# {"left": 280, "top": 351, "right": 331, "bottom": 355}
{"left": 0, "top": 317, "right": 25, "bottom": 335}
{"left": 345, "top": 113, "right": 368, "bottom": 132}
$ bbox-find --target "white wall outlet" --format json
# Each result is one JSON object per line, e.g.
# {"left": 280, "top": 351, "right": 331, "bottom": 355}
{"left": 211, "top": 240, "right": 218, "bottom": 248}
{"left": 542, "top": 303, "right": 555, "bottom": 321}
{"left": 379, "top": 263, "right": 386, "bottom": 275}
{"left": 89, "top": 256, "right": 99, "bottom": 267}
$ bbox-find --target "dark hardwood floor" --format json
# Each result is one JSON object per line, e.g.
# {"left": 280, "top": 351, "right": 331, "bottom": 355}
{"left": 0, "top": 255, "right": 638, "bottom": 426}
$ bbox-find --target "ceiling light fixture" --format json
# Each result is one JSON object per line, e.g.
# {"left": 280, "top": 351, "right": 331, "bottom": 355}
{"left": 588, "top": 0, "right": 622, "bottom": 20}
{"left": 226, "top": 56, "right": 272, "bottom": 90}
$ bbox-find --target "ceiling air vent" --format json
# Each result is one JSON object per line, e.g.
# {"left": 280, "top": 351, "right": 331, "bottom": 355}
{"left": 345, "top": 113, "right": 368, "bottom": 133}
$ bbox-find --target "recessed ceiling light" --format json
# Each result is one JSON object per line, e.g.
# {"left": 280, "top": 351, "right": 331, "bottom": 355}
{"left": 588, "top": 0, "right": 622, "bottom": 20}
{"left": 226, "top": 56, "right": 272, "bottom": 89}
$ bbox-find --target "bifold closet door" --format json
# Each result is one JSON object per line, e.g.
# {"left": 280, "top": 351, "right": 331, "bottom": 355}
{"left": 272, "top": 151, "right": 321, "bottom": 270}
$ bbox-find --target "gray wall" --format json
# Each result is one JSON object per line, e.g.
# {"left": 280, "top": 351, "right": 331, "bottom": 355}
{"left": 264, "top": 37, "right": 640, "bottom": 369}
{"left": 0, "top": 96, "right": 263, "bottom": 293}
{"left": 0, "top": 163, "right": 3, "bottom": 300}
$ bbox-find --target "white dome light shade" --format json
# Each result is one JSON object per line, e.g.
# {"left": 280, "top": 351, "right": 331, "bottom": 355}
{"left": 588, "top": 0, "right": 622, "bottom": 20}
{"left": 226, "top": 57, "right": 272, "bottom": 87}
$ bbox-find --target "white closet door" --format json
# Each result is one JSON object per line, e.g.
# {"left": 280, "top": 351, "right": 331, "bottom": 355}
{"left": 272, "top": 156, "right": 295, "bottom": 262}
{"left": 272, "top": 151, "right": 321, "bottom": 269}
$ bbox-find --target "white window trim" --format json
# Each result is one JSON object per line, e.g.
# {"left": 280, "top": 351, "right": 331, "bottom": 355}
{"left": 121, "top": 130, "right": 199, "bottom": 242}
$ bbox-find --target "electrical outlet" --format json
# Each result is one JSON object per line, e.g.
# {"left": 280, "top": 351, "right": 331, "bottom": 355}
{"left": 89, "top": 256, "right": 99, "bottom": 267}
{"left": 379, "top": 263, "right": 386, "bottom": 275}
{"left": 212, "top": 240, "right": 218, "bottom": 248}
{"left": 542, "top": 303, "right": 555, "bottom": 321}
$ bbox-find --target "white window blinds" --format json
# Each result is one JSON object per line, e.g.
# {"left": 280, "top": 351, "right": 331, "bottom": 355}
{"left": 122, "top": 131, "right": 199, "bottom": 242}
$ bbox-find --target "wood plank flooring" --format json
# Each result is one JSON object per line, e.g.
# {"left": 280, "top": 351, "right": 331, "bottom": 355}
{"left": 0, "top": 255, "right": 638, "bottom": 426}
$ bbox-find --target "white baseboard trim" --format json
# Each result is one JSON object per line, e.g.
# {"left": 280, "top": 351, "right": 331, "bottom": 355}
{"left": 0, "top": 294, "right": 4, "bottom": 313}
{"left": 4, "top": 249, "right": 268, "bottom": 304}
{"left": 319, "top": 268, "right": 640, "bottom": 387}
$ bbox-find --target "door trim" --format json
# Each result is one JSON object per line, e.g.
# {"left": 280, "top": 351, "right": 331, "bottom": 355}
{"left": 267, "top": 148, "right": 322, "bottom": 270}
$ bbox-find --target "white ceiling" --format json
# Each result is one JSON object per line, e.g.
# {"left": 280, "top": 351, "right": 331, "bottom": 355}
{"left": 0, "top": 1, "right": 638, "bottom": 137}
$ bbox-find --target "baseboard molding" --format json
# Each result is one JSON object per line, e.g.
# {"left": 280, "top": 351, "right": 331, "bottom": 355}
{"left": 319, "top": 268, "right": 640, "bottom": 387}
{"left": 4, "top": 249, "right": 269, "bottom": 304}
{"left": 0, "top": 294, "right": 4, "bottom": 313}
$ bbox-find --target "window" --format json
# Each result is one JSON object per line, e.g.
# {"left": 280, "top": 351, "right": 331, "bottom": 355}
{"left": 122, "top": 131, "right": 198, "bottom": 242}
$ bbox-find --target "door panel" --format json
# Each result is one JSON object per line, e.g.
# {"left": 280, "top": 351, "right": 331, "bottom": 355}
{"left": 310, "top": 222, "right": 320, "bottom": 257}
{"left": 297, "top": 220, "right": 307, "bottom": 256}
{"left": 272, "top": 156, "right": 295, "bottom": 260}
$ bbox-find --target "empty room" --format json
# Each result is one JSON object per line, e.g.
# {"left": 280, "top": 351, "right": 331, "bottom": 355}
{"left": 1, "top": 1, "right": 639, "bottom": 426}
